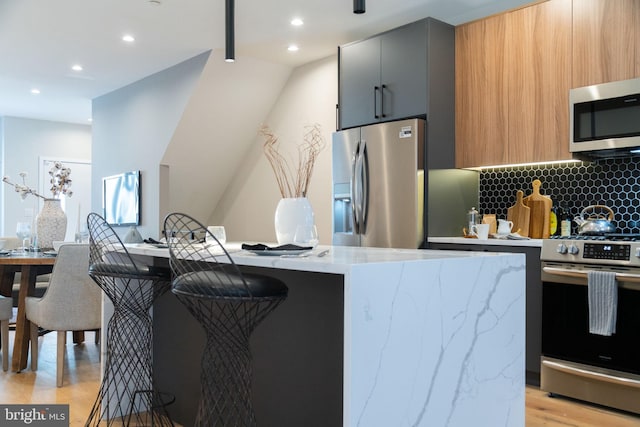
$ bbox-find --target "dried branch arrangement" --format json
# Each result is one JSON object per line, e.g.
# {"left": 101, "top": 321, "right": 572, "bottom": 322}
{"left": 260, "top": 123, "right": 325, "bottom": 198}
{"left": 3, "top": 162, "right": 73, "bottom": 200}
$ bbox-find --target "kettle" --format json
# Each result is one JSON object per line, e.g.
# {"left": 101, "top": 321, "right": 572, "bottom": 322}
{"left": 574, "top": 205, "right": 616, "bottom": 235}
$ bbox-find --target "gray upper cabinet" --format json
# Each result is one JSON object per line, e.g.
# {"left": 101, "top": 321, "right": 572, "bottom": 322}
{"left": 339, "top": 19, "right": 428, "bottom": 129}
{"left": 338, "top": 17, "right": 455, "bottom": 169}
{"left": 379, "top": 21, "right": 428, "bottom": 123}
{"left": 339, "top": 36, "right": 381, "bottom": 128}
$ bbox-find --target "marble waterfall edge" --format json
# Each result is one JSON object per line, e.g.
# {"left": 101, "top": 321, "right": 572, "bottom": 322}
{"left": 346, "top": 253, "right": 525, "bottom": 427}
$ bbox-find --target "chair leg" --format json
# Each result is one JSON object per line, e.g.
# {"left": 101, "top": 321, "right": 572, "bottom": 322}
{"left": 1, "top": 319, "right": 9, "bottom": 372}
{"left": 73, "top": 331, "right": 85, "bottom": 343}
{"left": 57, "top": 331, "right": 66, "bottom": 387}
{"left": 30, "top": 322, "right": 39, "bottom": 371}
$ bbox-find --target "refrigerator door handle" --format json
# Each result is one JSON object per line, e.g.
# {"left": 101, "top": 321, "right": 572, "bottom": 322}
{"left": 353, "top": 139, "right": 368, "bottom": 234}
{"left": 360, "top": 140, "right": 369, "bottom": 233}
{"left": 351, "top": 141, "right": 361, "bottom": 234}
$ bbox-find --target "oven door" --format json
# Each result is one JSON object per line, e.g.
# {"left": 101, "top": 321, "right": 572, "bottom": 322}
{"left": 541, "top": 262, "right": 640, "bottom": 375}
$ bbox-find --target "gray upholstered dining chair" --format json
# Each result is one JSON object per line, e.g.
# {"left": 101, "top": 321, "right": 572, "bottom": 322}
{"left": 25, "top": 243, "right": 102, "bottom": 387}
{"left": 0, "top": 295, "right": 12, "bottom": 371}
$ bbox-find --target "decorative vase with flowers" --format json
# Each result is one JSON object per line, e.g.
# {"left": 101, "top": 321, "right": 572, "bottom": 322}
{"left": 260, "top": 124, "right": 325, "bottom": 244}
{"left": 3, "top": 162, "right": 73, "bottom": 249}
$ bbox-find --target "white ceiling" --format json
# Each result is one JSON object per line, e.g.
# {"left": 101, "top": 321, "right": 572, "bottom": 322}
{"left": 0, "top": 0, "right": 533, "bottom": 125}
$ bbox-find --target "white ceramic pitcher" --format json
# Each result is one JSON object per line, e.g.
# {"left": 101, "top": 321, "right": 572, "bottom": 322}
{"left": 497, "top": 219, "right": 513, "bottom": 235}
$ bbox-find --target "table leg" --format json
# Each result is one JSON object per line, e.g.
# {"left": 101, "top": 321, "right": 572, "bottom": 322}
{"left": 12, "top": 266, "right": 38, "bottom": 372}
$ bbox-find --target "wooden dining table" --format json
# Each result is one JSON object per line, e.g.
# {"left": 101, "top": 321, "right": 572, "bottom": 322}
{"left": 0, "top": 251, "right": 55, "bottom": 372}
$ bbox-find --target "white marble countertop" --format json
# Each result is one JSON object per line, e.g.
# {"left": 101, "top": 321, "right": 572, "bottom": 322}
{"left": 429, "top": 236, "right": 543, "bottom": 248}
{"left": 125, "top": 242, "right": 518, "bottom": 274}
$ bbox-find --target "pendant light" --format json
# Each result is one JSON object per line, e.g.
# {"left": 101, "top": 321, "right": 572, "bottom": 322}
{"left": 353, "top": 0, "right": 365, "bottom": 14}
{"left": 225, "top": 0, "right": 235, "bottom": 62}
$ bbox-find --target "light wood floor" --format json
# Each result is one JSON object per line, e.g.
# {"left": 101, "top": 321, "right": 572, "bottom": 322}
{"left": 2, "top": 330, "right": 640, "bottom": 426}
{"left": 1, "top": 330, "right": 101, "bottom": 425}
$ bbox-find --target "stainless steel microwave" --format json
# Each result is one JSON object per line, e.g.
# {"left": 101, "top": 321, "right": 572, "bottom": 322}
{"left": 570, "top": 77, "right": 640, "bottom": 159}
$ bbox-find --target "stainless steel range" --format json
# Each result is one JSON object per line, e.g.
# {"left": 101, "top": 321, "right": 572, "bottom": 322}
{"left": 540, "top": 234, "right": 640, "bottom": 414}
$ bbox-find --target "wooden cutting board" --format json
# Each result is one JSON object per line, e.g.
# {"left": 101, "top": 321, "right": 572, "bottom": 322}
{"left": 507, "top": 190, "right": 530, "bottom": 237}
{"left": 523, "top": 179, "right": 552, "bottom": 239}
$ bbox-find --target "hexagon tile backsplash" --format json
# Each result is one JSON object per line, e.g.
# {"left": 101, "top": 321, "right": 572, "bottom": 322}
{"left": 479, "top": 157, "right": 640, "bottom": 235}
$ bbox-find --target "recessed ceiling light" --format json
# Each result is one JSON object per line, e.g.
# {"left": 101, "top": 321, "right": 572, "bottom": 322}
{"left": 30, "top": 88, "right": 40, "bottom": 95}
{"left": 291, "top": 18, "right": 304, "bottom": 26}
{"left": 288, "top": 44, "right": 299, "bottom": 52}
{"left": 72, "top": 64, "right": 83, "bottom": 72}
{"left": 122, "top": 34, "right": 135, "bottom": 43}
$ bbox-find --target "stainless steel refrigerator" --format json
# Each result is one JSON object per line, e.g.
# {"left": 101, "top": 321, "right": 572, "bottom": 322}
{"left": 332, "top": 118, "right": 426, "bottom": 249}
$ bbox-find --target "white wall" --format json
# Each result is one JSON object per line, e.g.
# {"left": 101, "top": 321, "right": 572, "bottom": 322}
{"left": 91, "top": 52, "right": 210, "bottom": 239}
{"left": 0, "top": 117, "right": 91, "bottom": 236}
{"left": 93, "top": 49, "right": 295, "bottom": 240}
{"left": 91, "top": 50, "right": 335, "bottom": 243}
{"left": 210, "top": 55, "right": 337, "bottom": 244}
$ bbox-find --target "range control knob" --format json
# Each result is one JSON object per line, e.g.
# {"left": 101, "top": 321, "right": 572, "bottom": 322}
{"left": 568, "top": 244, "right": 580, "bottom": 255}
{"left": 556, "top": 243, "right": 568, "bottom": 254}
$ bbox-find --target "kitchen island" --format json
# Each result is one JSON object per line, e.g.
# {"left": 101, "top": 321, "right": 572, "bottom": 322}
{"left": 429, "top": 236, "right": 543, "bottom": 386}
{"left": 126, "top": 244, "right": 526, "bottom": 427}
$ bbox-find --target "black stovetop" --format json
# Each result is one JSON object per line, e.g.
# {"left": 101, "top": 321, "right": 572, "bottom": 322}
{"left": 549, "top": 233, "right": 640, "bottom": 242}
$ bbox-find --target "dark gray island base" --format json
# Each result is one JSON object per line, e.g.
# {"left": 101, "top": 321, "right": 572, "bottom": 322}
{"left": 152, "top": 267, "right": 345, "bottom": 427}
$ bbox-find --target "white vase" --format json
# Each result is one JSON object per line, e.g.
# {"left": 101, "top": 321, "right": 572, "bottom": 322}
{"left": 36, "top": 199, "right": 67, "bottom": 249}
{"left": 274, "top": 197, "right": 315, "bottom": 244}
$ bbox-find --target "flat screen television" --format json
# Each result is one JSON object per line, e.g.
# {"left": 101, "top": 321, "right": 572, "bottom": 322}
{"left": 102, "top": 170, "right": 141, "bottom": 226}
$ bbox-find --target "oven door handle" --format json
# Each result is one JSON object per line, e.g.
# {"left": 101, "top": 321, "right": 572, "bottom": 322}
{"left": 543, "top": 266, "right": 640, "bottom": 283}
{"left": 542, "top": 358, "right": 640, "bottom": 389}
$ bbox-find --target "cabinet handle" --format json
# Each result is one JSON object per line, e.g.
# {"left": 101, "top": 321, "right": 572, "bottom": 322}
{"left": 374, "top": 86, "right": 380, "bottom": 119}
{"left": 380, "top": 84, "right": 386, "bottom": 118}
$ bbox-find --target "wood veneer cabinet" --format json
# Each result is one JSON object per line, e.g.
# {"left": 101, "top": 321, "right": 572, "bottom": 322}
{"left": 572, "top": 0, "right": 640, "bottom": 88}
{"left": 507, "top": 0, "right": 572, "bottom": 164}
{"left": 455, "top": 14, "right": 508, "bottom": 167}
{"left": 456, "top": 0, "right": 572, "bottom": 168}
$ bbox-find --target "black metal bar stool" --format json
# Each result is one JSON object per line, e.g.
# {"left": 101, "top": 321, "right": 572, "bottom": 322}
{"left": 86, "top": 213, "right": 174, "bottom": 426}
{"left": 163, "top": 213, "right": 288, "bottom": 426}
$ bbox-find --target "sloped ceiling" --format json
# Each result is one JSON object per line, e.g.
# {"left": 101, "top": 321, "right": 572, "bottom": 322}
{"left": 161, "top": 50, "right": 293, "bottom": 221}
